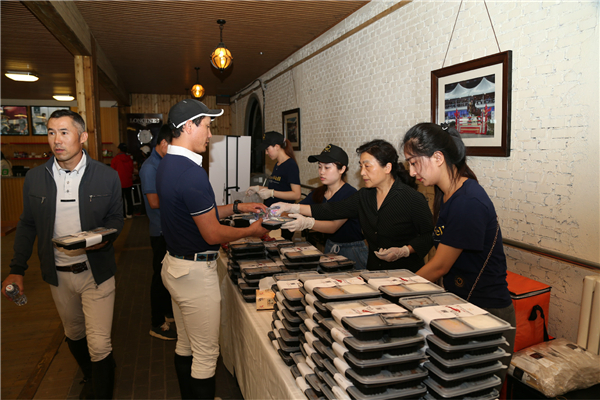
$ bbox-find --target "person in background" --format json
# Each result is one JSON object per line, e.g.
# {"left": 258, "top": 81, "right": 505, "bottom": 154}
{"left": 246, "top": 131, "right": 301, "bottom": 240}
{"left": 402, "top": 122, "right": 515, "bottom": 387}
{"left": 274, "top": 139, "right": 434, "bottom": 271}
{"left": 139, "top": 124, "right": 175, "bottom": 340}
{"left": 1, "top": 151, "right": 13, "bottom": 176}
{"left": 111, "top": 142, "right": 134, "bottom": 218}
{"left": 280, "top": 144, "right": 368, "bottom": 269}
{"left": 1, "top": 109, "right": 123, "bottom": 399}
{"left": 156, "top": 99, "right": 268, "bottom": 399}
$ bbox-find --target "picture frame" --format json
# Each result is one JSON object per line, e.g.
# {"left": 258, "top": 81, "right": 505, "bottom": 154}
{"left": 282, "top": 108, "right": 301, "bottom": 151}
{"left": 1, "top": 106, "right": 29, "bottom": 136}
{"left": 431, "top": 51, "right": 512, "bottom": 157}
{"left": 30, "top": 106, "right": 71, "bottom": 135}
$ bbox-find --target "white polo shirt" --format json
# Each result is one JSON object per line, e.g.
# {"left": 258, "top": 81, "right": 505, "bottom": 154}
{"left": 52, "top": 152, "right": 88, "bottom": 266}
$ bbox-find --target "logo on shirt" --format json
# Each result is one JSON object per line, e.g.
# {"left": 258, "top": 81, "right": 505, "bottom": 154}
{"left": 454, "top": 276, "right": 464, "bottom": 288}
{"left": 434, "top": 226, "right": 444, "bottom": 236}
{"left": 269, "top": 175, "right": 281, "bottom": 182}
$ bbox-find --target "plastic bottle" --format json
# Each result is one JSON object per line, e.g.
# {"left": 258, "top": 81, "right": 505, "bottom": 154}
{"left": 5, "top": 283, "right": 27, "bottom": 306}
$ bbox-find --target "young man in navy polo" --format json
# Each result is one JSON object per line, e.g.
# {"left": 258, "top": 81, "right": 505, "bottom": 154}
{"left": 156, "top": 99, "right": 268, "bottom": 399}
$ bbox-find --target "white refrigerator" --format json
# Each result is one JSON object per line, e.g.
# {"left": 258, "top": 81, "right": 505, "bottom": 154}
{"left": 208, "top": 135, "right": 252, "bottom": 206}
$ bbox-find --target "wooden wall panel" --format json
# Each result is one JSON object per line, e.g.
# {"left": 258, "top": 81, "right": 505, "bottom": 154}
{"left": 1, "top": 177, "right": 25, "bottom": 222}
{"left": 129, "top": 94, "right": 232, "bottom": 136}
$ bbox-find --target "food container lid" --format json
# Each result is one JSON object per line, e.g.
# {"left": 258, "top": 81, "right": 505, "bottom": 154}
{"left": 345, "top": 347, "right": 426, "bottom": 369}
{"left": 430, "top": 292, "right": 469, "bottom": 306}
{"left": 281, "top": 287, "right": 305, "bottom": 302}
{"left": 426, "top": 334, "right": 508, "bottom": 352}
{"left": 423, "top": 375, "right": 501, "bottom": 398}
{"left": 422, "top": 389, "right": 499, "bottom": 400}
{"left": 429, "top": 313, "right": 512, "bottom": 340}
{"left": 345, "top": 364, "right": 428, "bottom": 388}
{"left": 426, "top": 347, "right": 509, "bottom": 368}
{"left": 360, "top": 269, "right": 418, "bottom": 280}
{"left": 346, "top": 383, "right": 427, "bottom": 400}
{"left": 241, "top": 265, "right": 282, "bottom": 278}
{"left": 378, "top": 281, "right": 444, "bottom": 298}
{"left": 237, "top": 259, "right": 278, "bottom": 270}
{"left": 279, "top": 242, "right": 323, "bottom": 262}
{"left": 424, "top": 360, "right": 505, "bottom": 382}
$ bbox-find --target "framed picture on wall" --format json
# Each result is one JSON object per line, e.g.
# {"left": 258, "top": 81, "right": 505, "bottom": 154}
{"left": 282, "top": 108, "right": 301, "bottom": 151}
{"left": 431, "top": 50, "right": 512, "bottom": 157}
{"left": 1, "top": 106, "right": 29, "bottom": 136}
{"left": 31, "top": 106, "right": 71, "bottom": 135}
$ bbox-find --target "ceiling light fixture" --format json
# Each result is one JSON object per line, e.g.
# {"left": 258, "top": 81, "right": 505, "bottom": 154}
{"left": 210, "top": 19, "right": 233, "bottom": 71}
{"left": 5, "top": 71, "right": 39, "bottom": 82}
{"left": 191, "top": 67, "right": 205, "bottom": 99}
{"left": 53, "top": 94, "right": 75, "bottom": 101}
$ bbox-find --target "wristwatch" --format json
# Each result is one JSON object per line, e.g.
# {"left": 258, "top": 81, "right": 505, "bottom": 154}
{"left": 233, "top": 200, "right": 242, "bottom": 214}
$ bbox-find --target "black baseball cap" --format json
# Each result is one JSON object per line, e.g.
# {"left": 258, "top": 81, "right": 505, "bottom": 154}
{"left": 169, "top": 99, "right": 224, "bottom": 129}
{"left": 255, "top": 131, "right": 286, "bottom": 152}
{"left": 117, "top": 143, "right": 127, "bottom": 152}
{"left": 308, "top": 144, "right": 348, "bottom": 166}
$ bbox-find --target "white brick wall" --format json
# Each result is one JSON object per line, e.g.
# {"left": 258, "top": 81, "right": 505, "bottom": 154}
{"left": 231, "top": 0, "right": 599, "bottom": 342}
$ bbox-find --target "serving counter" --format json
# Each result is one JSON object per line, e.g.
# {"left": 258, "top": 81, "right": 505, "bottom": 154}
{"left": 217, "top": 253, "right": 305, "bottom": 400}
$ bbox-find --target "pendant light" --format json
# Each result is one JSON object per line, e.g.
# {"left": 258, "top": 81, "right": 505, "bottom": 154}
{"left": 191, "top": 67, "right": 205, "bottom": 98}
{"left": 210, "top": 19, "right": 233, "bottom": 71}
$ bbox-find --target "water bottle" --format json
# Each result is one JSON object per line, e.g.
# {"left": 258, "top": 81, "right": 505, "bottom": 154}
{"left": 5, "top": 283, "right": 27, "bottom": 306}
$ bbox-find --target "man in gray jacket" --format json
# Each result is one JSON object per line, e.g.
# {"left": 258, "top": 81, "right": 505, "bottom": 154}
{"left": 2, "top": 109, "right": 123, "bottom": 399}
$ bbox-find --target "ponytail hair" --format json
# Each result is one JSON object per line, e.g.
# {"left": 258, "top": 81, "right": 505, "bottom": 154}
{"left": 280, "top": 139, "right": 297, "bottom": 163}
{"left": 402, "top": 122, "right": 477, "bottom": 221}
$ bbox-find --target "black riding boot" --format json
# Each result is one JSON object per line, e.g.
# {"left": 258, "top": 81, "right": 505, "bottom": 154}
{"left": 66, "top": 337, "right": 94, "bottom": 399}
{"left": 174, "top": 354, "right": 194, "bottom": 399}
{"left": 91, "top": 352, "right": 115, "bottom": 399}
{"left": 190, "top": 375, "right": 216, "bottom": 400}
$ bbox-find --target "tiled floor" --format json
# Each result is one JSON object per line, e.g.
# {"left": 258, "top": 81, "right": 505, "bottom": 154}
{"left": 2, "top": 216, "right": 244, "bottom": 400}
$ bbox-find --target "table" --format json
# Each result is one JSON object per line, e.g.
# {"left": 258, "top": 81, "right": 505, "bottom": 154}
{"left": 217, "top": 254, "right": 306, "bottom": 400}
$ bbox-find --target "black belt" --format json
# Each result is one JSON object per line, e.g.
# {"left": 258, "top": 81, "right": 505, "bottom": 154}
{"left": 171, "top": 252, "right": 219, "bottom": 262}
{"left": 56, "top": 262, "right": 88, "bottom": 274}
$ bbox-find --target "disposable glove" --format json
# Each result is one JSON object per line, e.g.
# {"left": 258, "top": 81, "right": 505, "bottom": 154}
{"left": 270, "top": 202, "right": 300, "bottom": 216}
{"left": 374, "top": 246, "right": 410, "bottom": 262}
{"left": 281, "top": 214, "right": 315, "bottom": 232}
{"left": 245, "top": 185, "right": 261, "bottom": 196}
{"left": 258, "top": 188, "right": 275, "bottom": 200}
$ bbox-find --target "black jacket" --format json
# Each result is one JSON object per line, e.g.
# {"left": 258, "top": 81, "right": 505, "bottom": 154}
{"left": 311, "top": 179, "right": 434, "bottom": 271}
{"left": 9, "top": 153, "right": 124, "bottom": 286}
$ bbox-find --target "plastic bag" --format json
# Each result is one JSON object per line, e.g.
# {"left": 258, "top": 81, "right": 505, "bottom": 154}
{"left": 230, "top": 190, "right": 262, "bottom": 204}
{"left": 508, "top": 338, "right": 600, "bottom": 397}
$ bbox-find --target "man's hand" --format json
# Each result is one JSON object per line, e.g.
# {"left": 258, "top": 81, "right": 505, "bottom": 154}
{"left": 237, "top": 202, "right": 267, "bottom": 214}
{"left": 2, "top": 274, "right": 24, "bottom": 300}
{"left": 249, "top": 219, "right": 269, "bottom": 237}
{"left": 281, "top": 214, "right": 315, "bottom": 232}
{"left": 269, "top": 202, "right": 300, "bottom": 216}
{"left": 374, "top": 246, "right": 410, "bottom": 262}
{"left": 85, "top": 241, "right": 109, "bottom": 251}
{"left": 258, "top": 188, "right": 274, "bottom": 200}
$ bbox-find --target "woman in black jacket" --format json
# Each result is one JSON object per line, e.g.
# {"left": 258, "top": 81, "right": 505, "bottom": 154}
{"left": 274, "top": 139, "right": 434, "bottom": 272}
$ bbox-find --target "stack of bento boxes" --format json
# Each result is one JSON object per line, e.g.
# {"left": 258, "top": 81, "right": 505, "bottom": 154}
{"left": 399, "top": 293, "right": 513, "bottom": 400}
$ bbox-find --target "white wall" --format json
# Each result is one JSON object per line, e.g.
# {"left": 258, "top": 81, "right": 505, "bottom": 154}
{"left": 232, "top": 0, "right": 599, "bottom": 342}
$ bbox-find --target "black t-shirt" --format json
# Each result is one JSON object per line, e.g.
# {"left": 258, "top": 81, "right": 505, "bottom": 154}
{"left": 436, "top": 179, "right": 512, "bottom": 308}
{"left": 264, "top": 158, "right": 300, "bottom": 207}
{"left": 301, "top": 183, "right": 364, "bottom": 244}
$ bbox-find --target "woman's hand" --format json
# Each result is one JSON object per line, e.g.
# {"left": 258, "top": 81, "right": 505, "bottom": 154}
{"left": 245, "top": 185, "right": 261, "bottom": 196}
{"left": 374, "top": 246, "right": 410, "bottom": 262}
{"left": 281, "top": 214, "right": 315, "bottom": 232}
{"left": 270, "top": 202, "right": 300, "bottom": 216}
{"left": 258, "top": 188, "right": 274, "bottom": 199}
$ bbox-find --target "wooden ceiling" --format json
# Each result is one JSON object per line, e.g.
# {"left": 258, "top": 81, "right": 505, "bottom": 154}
{"left": 1, "top": 0, "right": 369, "bottom": 103}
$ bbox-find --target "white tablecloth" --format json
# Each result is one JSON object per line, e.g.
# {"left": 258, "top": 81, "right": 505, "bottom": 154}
{"left": 218, "top": 254, "right": 306, "bottom": 400}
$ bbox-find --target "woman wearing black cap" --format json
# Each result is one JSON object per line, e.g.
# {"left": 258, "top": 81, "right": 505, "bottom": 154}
{"left": 281, "top": 144, "right": 368, "bottom": 269}
{"left": 247, "top": 131, "right": 301, "bottom": 239}
{"left": 274, "top": 139, "right": 434, "bottom": 272}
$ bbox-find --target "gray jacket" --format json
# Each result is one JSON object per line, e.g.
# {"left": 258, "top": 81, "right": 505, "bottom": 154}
{"left": 9, "top": 152, "right": 124, "bottom": 286}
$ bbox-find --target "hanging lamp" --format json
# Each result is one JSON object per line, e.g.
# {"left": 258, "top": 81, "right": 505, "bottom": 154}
{"left": 210, "top": 19, "right": 233, "bottom": 71}
{"left": 191, "top": 67, "right": 205, "bottom": 98}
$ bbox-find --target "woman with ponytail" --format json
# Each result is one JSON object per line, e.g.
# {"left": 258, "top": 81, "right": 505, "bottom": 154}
{"left": 273, "top": 139, "right": 434, "bottom": 272}
{"left": 402, "top": 123, "right": 515, "bottom": 386}
{"left": 248, "top": 131, "right": 301, "bottom": 239}
{"left": 280, "top": 144, "right": 368, "bottom": 269}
